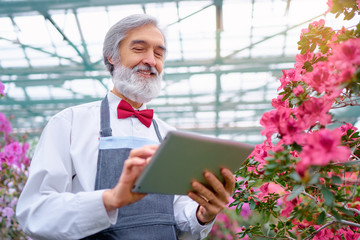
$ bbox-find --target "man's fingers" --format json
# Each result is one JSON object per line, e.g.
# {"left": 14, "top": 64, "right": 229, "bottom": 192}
{"left": 202, "top": 171, "right": 230, "bottom": 203}
{"left": 221, "top": 168, "right": 236, "bottom": 194}
{"left": 129, "top": 145, "right": 158, "bottom": 158}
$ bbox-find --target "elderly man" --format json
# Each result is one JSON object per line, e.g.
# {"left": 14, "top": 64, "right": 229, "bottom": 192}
{"left": 16, "top": 14, "right": 235, "bottom": 240}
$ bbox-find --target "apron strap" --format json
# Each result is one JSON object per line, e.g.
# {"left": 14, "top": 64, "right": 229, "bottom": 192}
{"left": 152, "top": 119, "right": 163, "bottom": 142}
{"left": 99, "top": 95, "right": 112, "bottom": 137}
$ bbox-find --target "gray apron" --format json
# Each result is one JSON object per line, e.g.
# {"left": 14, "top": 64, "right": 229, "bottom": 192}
{"left": 82, "top": 96, "right": 178, "bottom": 240}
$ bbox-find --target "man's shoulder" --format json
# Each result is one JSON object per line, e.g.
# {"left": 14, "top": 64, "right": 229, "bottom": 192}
{"left": 51, "top": 100, "right": 102, "bottom": 122}
{"left": 153, "top": 116, "right": 176, "bottom": 132}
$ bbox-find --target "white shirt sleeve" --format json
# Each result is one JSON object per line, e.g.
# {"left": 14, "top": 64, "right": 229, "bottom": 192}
{"left": 174, "top": 195, "right": 214, "bottom": 240}
{"left": 16, "top": 112, "right": 113, "bottom": 240}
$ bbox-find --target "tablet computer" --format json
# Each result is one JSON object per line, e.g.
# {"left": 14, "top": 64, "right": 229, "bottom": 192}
{"left": 132, "top": 130, "right": 255, "bottom": 195}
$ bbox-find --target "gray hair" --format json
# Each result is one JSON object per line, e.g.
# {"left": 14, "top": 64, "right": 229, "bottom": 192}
{"left": 103, "top": 14, "right": 166, "bottom": 76}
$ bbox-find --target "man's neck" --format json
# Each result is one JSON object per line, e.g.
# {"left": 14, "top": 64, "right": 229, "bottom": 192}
{"left": 111, "top": 87, "right": 143, "bottom": 109}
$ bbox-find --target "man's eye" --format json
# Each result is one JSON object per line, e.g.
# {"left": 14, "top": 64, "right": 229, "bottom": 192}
{"left": 133, "top": 48, "right": 144, "bottom": 51}
{"left": 155, "top": 52, "right": 163, "bottom": 57}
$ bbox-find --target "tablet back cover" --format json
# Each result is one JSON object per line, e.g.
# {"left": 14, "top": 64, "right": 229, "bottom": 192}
{"left": 132, "top": 131, "right": 254, "bottom": 195}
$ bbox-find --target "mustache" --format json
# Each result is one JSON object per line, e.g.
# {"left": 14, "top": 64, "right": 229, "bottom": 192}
{"left": 132, "top": 64, "right": 159, "bottom": 77}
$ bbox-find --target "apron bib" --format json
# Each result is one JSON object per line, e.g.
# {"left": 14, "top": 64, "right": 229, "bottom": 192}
{"left": 82, "top": 96, "right": 177, "bottom": 240}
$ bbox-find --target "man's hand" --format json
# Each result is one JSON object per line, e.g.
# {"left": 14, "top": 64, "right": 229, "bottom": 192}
{"left": 102, "top": 145, "right": 158, "bottom": 212}
{"left": 187, "top": 168, "right": 235, "bottom": 225}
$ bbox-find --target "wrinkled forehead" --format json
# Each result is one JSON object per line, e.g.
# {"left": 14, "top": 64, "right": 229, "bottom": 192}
{"left": 122, "top": 23, "right": 166, "bottom": 50}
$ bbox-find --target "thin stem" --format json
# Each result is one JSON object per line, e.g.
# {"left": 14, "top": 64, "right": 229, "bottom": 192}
{"left": 344, "top": 206, "right": 360, "bottom": 215}
{"left": 251, "top": 234, "right": 295, "bottom": 240}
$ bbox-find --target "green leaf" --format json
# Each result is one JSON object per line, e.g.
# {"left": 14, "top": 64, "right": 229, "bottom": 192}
{"left": 316, "top": 211, "right": 326, "bottom": 225}
{"left": 249, "top": 198, "right": 256, "bottom": 210}
{"left": 331, "top": 175, "right": 342, "bottom": 185}
{"left": 309, "top": 43, "right": 317, "bottom": 52}
{"left": 288, "top": 185, "right": 304, "bottom": 201}
{"left": 331, "top": 209, "right": 342, "bottom": 221}
{"left": 321, "top": 186, "right": 334, "bottom": 207}
{"left": 289, "top": 172, "right": 301, "bottom": 182}
{"left": 306, "top": 214, "right": 313, "bottom": 222}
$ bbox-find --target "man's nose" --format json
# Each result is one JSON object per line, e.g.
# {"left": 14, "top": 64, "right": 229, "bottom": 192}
{"left": 141, "top": 52, "right": 156, "bottom": 67}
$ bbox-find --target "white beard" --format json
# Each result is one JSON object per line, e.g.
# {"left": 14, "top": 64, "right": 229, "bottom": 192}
{"left": 112, "top": 64, "right": 162, "bottom": 103}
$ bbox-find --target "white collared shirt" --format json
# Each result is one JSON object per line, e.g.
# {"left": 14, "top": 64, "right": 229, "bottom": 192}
{"left": 16, "top": 91, "right": 213, "bottom": 240}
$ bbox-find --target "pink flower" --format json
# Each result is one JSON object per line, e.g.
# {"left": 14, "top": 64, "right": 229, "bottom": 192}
{"left": 295, "top": 96, "right": 333, "bottom": 129}
{"left": 334, "top": 228, "right": 360, "bottom": 239}
{"left": 278, "top": 69, "right": 301, "bottom": 91}
{"left": 0, "top": 112, "right": 12, "bottom": 135}
{"left": 271, "top": 95, "right": 289, "bottom": 109}
{"left": 2, "top": 141, "right": 26, "bottom": 168}
{"left": 303, "top": 61, "right": 342, "bottom": 96}
{"left": 293, "top": 85, "right": 304, "bottom": 96}
{"left": 313, "top": 226, "right": 334, "bottom": 239}
{"left": 327, "top": 38, "right": 360, "bottom": 85}
{"left": 2, "top": 207, "right": 14, "bottom": 229}
{"left": 326, "top": 0, "right": 334, "bottom": 13}
{"left": 248, "top": 140, "right": 273, "bottom": 173}
{"left": 310, "top": 19, "right": 325, "bottom": 28}
{"left": 298, "top": 128, "right": 351, "bottom": 170}
{"left": 338, "top": 123, "right": 359, "bottom": 142}
{"left": 357, "top": 0, "right": 360, "bottom": 10}
{"left": 330, "top": 38, "right": 360, "bottom": 70}
{"left": 240, "top": 203, "right": 251, "bottom": 220}
{"left": 260, "top": 107, "right": 292, "bottom": 140}
{"left": 294, "top": 52, "right": 314, "bottom": 74}
{"left": 281, "top": 196, "right": 298, "bottom": 218}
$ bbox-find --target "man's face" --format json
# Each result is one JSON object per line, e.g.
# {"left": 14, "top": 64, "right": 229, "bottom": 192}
{"left": 118, "top": 23, "right": 166, "bottom": 77}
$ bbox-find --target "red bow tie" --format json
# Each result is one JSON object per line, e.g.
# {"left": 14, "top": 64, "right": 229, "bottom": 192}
{"left": 117, "top": 100, "right": 153, "bottom": 128}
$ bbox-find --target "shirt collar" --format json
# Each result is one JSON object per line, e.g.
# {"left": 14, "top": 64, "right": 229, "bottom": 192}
{"left": 107, "top": 91, "right": 147, "bottom": 111}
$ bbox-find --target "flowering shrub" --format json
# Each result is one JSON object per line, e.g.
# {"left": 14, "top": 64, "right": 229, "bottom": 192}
{"left": 0, "top": 81, "right": 31, "bottom": 239}
{"left": 232, "top": 1, "right": 360, "bottom": 239}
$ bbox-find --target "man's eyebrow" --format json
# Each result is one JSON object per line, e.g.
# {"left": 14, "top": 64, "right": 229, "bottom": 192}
{"left": 130, "top": 40, "right": 166, "bottom": 52}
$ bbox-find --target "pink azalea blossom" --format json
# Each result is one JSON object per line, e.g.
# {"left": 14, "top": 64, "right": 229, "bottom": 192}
{"left": 313, "top": 226, "right": 334, "bottom": 240}
{"left": 334, "top": 228, "right": 360, "bottom": 240}
{"left": 298, "top": 128, "right": 351, "bottom": 170}
{"left": 338, "top": 122, "right": 358, "bottom": 134}
{"left": 239, "top": 203, "right": 251, "bottom": 220}
{"left": 295, "top": 96, "right": 333, "bottom": 129}
{"left": 0, "top": 112, "right": 12, "bottom": 135}
{"left": 271, "top": 95, "right": 289, "bottom": 109}
{"left": 2, "top": 141, "right": 25, "bottom": 168}
{"left": 326, "top": 0, "right": 334, "bottom": 13}
{"left": 294, "top": 52, "right": 314, "bottom": 74}
{"left": 260, "top": 107, "right": 292, "bottom": 140}
{"left": 329, "top": 38, "right": 360, "bottom": 70}
{"left": 281, "top": 196, "right": 298, "bottom": 218}
{"left": 302, "top": 61, "right": 342, "bottom": 96}
{"left": 261, "top": 105, "right": 307, "bottom": 145}
{"left": 310, "top": 19, "right": 325, "bottom": 28}
{"left": 278, "top": 69, "right": 301, "bottom": 91}
{"left": 248, "top": 140, "right": 274, "bottom": 174}
{"left": 293, "top": 85, "right": 304, "bottom": 96}
{"left": 2, "top": 207, "right": 14, "bottom": 229}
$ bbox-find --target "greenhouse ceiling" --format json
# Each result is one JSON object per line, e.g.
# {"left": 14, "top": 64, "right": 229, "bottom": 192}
{"left": 0, "top": 0, "right": 358, "bottom": 144}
